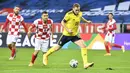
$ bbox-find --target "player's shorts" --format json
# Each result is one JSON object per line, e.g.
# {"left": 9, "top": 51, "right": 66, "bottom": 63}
{"left": 35, "top": 38, "right": 49, "bottom": 52}
{"left": 105, "top": 33, "right": 115, "bottom": 43}
{"left": 57, "top": 35, "right": 81, "bottom": 46}
{"left": 6, "top": 35, "right": 19, "bottom": 45}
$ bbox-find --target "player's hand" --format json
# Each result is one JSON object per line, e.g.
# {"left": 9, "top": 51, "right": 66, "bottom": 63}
{"left": 87, "top": 20, "right": 92, "bottom": 24}
{"left": 27, "top": 31, "right": 31, "bottom": 38}
{"left": 67, "top": 29, "right": 73, "bottom": 34}
{"left": 0, "top": 28, "right": 3, "bottom": 32}
{"left": 105, "top": 28, "right": 109, "bottom": 31}
{"left": 51, "top": 35, "right": 54, "bottom": 40}
{"left": 52, "top": 37, "right": 54, "bottom": 40}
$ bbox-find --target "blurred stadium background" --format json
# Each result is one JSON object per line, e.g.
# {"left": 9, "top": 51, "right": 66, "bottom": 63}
{"left": 0, "top": 0, "right": 130, "bottom": 73}
{"left": 1, "top": 0, "right": 130, "bottom": 49}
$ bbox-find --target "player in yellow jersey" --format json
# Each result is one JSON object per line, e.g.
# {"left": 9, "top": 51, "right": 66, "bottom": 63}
{"left": 43, "top": 3, "right": 94, "bottom": 69}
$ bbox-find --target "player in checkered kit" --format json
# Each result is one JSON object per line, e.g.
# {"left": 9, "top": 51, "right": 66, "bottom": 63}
{"left": 0, "top": 6, "right": 28, "bottom": 60}
{"left": 103, "top": 13, "right": 125, "bottom": 56}
{"left": 28, "top": 11, "right": 53, "bottom": 66}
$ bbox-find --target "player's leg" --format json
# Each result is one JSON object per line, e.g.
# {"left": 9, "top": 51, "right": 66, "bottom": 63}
{"left": 43, "top": 35, "right": 69, "bottom": 57}
{"left": 41, "top": 39, "right": 50, "bottom": 65}
{"left": 6, "top": 35, "right": 13, "bottom": 51}
{"left": 104, "top": 41, "right": 111, "bottom": 56}
{"left": 29, "top": 38, "right": 41, "bottom": 66}
{"left": 43, "top": 45, "right": 61, "bottom": 65}
{"left": 73, "top": 37, "right": 94, "bottom": 69}
{"left": 44, "top": 45, "right": 61, "bottom": 57}
{"left": 43, "top": 35, "right": 70, "bottom": 65}
{"left": 29, "top": 50, "right": 39, "bottom": 66}
{"left": 9, "top": 42, "right": 16, "bottom": 60}
{"left": 7, "top": 35, "right": 17, "bottom": 60}
{"left": 8, "top": 44, "right": 12, "bottom": 51}
{"left": 104, "top": 34, "right": 111, "bottom": 56}
{"left": 110, "top": 36, "right": 125, "bottom": 53}
{"left": 9, "top": 35, "right": 19, "bottom": 60}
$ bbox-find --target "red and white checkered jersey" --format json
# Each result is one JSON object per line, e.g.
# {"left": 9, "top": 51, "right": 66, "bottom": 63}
{"left": 7, "top": 13, "right": 24, "bottom": 36}
{"left": 32, "top": 18, "right": 53, "bottom": 40}
{"left": 106, "top": 19, "right": 117, "bottom": 36}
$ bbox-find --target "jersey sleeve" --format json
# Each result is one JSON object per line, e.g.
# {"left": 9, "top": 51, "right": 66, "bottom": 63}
{"left": 50, "top": 19, "right": 53, "bottom": 26}
{"left": 7, "top": 14, "right": 10, "bottom": 20}
{"left": 111, "top": 19, "right": 116, "bottom": 24}
{"left": 32, "top": 19, "right": 38, "bottom": 28}
{"left": 80, "top": 12, "right": 83, "bottom": 17}
{"left": 108, "top": 19, "right": 117, "bottom": 32}
{"left": 63, "top": 13, "right": 70, "bottom": 21}
{"left": 2, "top": 13, "right": 11, "bottom": 29}
{"left": 20, "top": 16, "right": 24, "bottom": 22}
{"left": 80, "top": 12, "right": 83, "bottom": 20}
{"left": 21, "top": 21, "right": 28, "bottom": 33}
{"left": 108, "top": 23, "right": 117, "bottom": 31}
{"left": 50, "top": 19, "right": 53, "bottom": 24}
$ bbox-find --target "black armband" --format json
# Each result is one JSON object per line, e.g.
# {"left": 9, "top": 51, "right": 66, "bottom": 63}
{"left": 63, "top": 19, "right": 67, "bottom": 23}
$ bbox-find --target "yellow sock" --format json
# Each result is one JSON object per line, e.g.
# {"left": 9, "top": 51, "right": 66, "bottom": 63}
{"left": 81, "top": 48, "right": 88, "bottom": 65}
{"left": 45, "top": 46, "right": 56, "bottom": 56}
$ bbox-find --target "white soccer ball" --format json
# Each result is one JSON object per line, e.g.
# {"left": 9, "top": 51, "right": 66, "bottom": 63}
{"left": 69, "top": 59, "right": 78, "bottom": 68}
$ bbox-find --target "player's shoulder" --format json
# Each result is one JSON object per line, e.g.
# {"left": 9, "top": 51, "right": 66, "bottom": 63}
{"left": 17, "top": 14, "right": 23, "bottom": 19}
{"left": 48, "top": 18, "right": 53, "bottom": 23}
{"left": 67, "top": 11, "right": 73, "bottom": 14}
{"left": 8, "top": 13, "right": 13, "bottom": 17}
{"left": 66, "top": 11, "right": 73, "bottom": 15}
{"left": 79, "top": 11, "right": 82, "bottom": 15}
{"left": 33, "top": 18, "right": 41, "bottom": 25}
{"left": 112, "top": 19, "right": 116, "bottom": 23}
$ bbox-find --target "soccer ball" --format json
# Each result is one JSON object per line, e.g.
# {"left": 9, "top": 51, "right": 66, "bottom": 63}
{"left": 69, "top": 59, "right": 78, "bottom": 68}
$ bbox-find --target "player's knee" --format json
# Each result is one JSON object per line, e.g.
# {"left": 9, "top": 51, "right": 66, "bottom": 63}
{"left": 7, "top": 44, "right": 11, "bottom": 47}
{"left": 34, "top": 50, "right": 39, "bottom": 55}
{"left": 11, "top": 44, "right": 15, "bottom": 48}
{"left": 11, "top": 43, "right": 16, "bottom": 47}
{"left": 104, "top": 41, "right": 108, "bottom": 45}
{"left": 54, "top": 45, "right": 61, "bottom": 51}
{"left": 54, "top": 47, "right": 60, "bottom": 51}
{"left": 42, "top": 52, "right": 46, "bottom": 54}
{"left": 79, "top": 44, "right": 86, "bottom": 48}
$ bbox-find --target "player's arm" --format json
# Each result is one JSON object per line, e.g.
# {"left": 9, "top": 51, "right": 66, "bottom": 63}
{"left": 49, "top": 19, "right": 54, "bottom": 39}
{"left": 0, "top": 19, "right": 9, "bottom": 32}
{"left": 108, "top": 23, "right": 117, "bottom": 32}
{"left": 101, "top": 23, "right": 107, "bottom": 33}
{"left": 51, "top": 24, "right": 54, "bottom": 39}
{"left": 61, "top": 19, "right": 73, "bottom": 34}
{"left": 21, "top": 21, "right": 28, "bottom": 33}
{"left": 81, "top": 17, "right": 92, "bottom": 23}
{"left": 27, "top": 24, "right": 35, "bottom": 38}
{"left": 61, "top": 13, "right": 72, "bottom": 33}
{"left": 20, "top": 16, "right": 28, "bottom": 33}
{"left": 28, "top": 20, "right": 37, "bottom": 38}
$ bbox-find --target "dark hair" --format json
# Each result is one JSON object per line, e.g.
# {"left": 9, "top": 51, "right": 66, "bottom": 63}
{"left": 73, "top": 3, "right": 80, "bottom": 8}
{"left": 14, "top": 5, "right": 20, "bottom": 8}
{"left": 42, "top": 11, "right": 48, "bottom": 14}
{"left": 109, "top": 13, "right": 113, "bottom": 16}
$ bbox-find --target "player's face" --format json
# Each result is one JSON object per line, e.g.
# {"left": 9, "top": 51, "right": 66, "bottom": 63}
{"left": 13, "top": 7, "right": 20, "bottom": 15}
{"left": 42, "top": 13, "right": 48, "bottom": 21}
{"left": 108, "top": 14, "right": 113, "bottom": 20}
{"left": 73, "top": 7, "right": 80, "bottom": 15}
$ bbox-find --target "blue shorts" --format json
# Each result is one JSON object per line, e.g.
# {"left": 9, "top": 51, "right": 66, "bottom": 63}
{"left": 57, "top": 35, "right": 81, "bottom": 46}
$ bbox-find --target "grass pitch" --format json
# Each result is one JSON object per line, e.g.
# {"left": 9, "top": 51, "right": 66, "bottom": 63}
{"left": 0, "top": 48, "right": 130, "bottom": 73}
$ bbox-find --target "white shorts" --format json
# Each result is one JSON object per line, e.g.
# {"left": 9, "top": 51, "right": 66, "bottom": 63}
{"left": 104, "top": 33, "right": 115, "bottom": 43}
{"left": 6, "top": 35, "right": 19, "bottom": 45}
{"left": 35, "top": 38, "right": 49, "bottom": 52}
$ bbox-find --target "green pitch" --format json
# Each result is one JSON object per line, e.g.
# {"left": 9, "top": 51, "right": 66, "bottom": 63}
{"left": 0, "top": 48, "right": 130, "bottom": 73}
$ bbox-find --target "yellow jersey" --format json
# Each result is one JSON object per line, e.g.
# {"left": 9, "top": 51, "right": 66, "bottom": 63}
{"left": 62, "top": 11, "right": 82, "bottom": 36}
